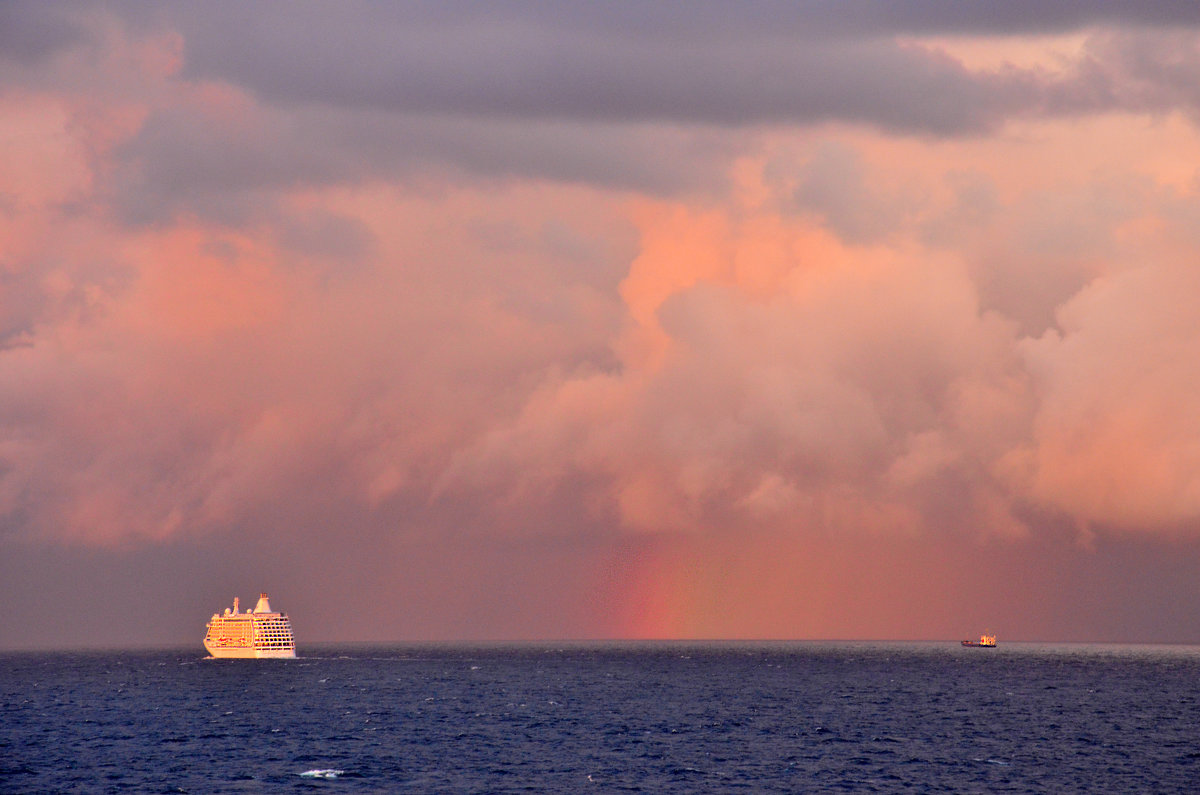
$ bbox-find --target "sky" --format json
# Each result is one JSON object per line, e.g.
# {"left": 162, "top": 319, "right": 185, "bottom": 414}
{"left": 5, "top": 2, "right": 1200, "bottom": 649}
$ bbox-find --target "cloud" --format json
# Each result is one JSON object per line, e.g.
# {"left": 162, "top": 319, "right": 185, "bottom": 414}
{"left": 791, "top": 141, "right": 915, "bottom": 243}
{"left": 438, "top": 199, "right": 1031, "bottom": 539}
{"left": 151, "top": 3, "right": 1200, "bottom": 135}
{"left": 161, "top": 4, "right": 1021, "bottom": 135}
{"left": 6, "top": 3, "right": 1200, "bottom": 558}
{"left": 1006, "top": 259, "right": 1200, "bottom": 532}
{"left": 112, "top": 102, "right": 742, "bottom": 224}
{"left": 0, "top": 2, "right": 94, "bottom": 66}
{"left": 0, "top": 176, "right": 632, "bottom": 545}
{"left": 9, "top": 3, "right": 1200, "bottom": 228}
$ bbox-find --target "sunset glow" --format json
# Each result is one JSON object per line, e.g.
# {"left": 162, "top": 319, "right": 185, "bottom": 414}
{"left": 5, "top": 3, "right": 1200, "bottom": 648}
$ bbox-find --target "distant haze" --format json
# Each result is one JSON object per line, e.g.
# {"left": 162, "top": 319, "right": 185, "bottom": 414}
{"left": 5, "top": 2, "right": 1200, "bottom": 649}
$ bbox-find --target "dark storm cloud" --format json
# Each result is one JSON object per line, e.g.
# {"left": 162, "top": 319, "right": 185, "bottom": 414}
{"left": 9, "top": 2, "right": 1200, "bottom": 136}
{"left": 0, "top": 3, "right": 93, "bottom": 66}
{"left": 7, "top": 1, "right": 1200, "bottom": 220}
{"left": 131, "top": 1, "right": 1196, "bottom": 133}
{"left": 152, "top": 1, "right": 1200, "bottom": 61}
{"left": 111, "top": 103, "right": 739, "bottom": 224}
{"left": 159, "top": 4, "right": 1016, "bottom": 135}
{"left": 58, "top": 0, "right": 1195, "bottom": 222}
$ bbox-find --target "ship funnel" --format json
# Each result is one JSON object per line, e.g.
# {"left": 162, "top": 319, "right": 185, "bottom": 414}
{"left": 253, "top": 592, "right": 273, "bottom": 613}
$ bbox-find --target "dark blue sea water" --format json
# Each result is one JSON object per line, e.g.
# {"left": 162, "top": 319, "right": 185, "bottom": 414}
{"left": 3, "top": 642, "right": 1199, "bottom": 792}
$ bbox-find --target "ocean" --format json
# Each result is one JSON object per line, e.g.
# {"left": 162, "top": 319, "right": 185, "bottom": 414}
{"left": 2, "top": 642, "right": 1198, "bottom": 792}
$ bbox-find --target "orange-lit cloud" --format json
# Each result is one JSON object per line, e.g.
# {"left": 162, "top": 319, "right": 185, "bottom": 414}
{"left": 7, "top": 5, "right": 1200, "bottom": 645}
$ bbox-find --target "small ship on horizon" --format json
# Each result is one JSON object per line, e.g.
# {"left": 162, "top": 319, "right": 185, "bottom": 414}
{"left": 961, "top": 633, "right": 997, "bottom": 648}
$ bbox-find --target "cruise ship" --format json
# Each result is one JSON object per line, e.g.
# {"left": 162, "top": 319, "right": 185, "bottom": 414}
{"left": 203, "top": 593, "right": 296, "bottom": 658}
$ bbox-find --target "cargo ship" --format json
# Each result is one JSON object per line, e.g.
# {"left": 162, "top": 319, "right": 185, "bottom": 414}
{"left": 961, "top": 633, "right": 997, "bottom": 648}
{"left": 203, "top": 593, "right": 296, "bottom": 658}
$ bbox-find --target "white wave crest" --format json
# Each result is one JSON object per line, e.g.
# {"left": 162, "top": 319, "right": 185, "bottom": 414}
{"left": 299, "top": 768, "right": 345, "bottom": 779}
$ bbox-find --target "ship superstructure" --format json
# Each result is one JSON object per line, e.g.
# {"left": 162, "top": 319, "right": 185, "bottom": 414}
{"left": 961, "top": 633, "right": 997, "bottom": 648}
{"left": 203, "top": 593, "right": 296, "bottom": 658}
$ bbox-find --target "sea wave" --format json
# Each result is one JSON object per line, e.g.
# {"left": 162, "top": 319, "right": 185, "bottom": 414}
{"left": 300, "top": 769, "right": 345, "bottom": 779}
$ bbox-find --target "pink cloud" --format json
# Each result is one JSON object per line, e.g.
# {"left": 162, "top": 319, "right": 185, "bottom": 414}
{"left": 1007, "top": 260, "right": 1200, "bottom": 532}
{"left": 9, "top": 8, "right": 1200, "bottom": 646}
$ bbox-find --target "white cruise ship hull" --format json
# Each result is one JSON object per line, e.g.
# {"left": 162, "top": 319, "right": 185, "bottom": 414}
{"left": 204, "top": 644, "right": 296, "bottom": 659}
